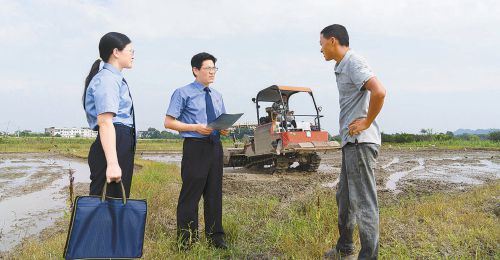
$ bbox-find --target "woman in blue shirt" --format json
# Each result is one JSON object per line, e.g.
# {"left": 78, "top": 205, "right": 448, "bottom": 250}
{"left": 83, "top": 32, "right": 136, "bottom": 198}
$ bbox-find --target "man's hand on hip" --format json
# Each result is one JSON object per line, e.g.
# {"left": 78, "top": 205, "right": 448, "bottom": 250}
{"left": 348, "top": 118, "right": 370, "bottom": 136}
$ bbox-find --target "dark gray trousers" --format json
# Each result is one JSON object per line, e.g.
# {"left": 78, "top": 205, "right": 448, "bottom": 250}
{"left": 177, "top": 138, "right": 224, "bottom": 242}
{"left": 336, "top": 142, "right": 379, "bottom": 259}
{"left": 88, "top": 124, "right": 135, "bottom": 198}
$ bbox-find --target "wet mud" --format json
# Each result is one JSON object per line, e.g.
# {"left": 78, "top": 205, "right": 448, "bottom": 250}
{"left": 0, "top": 153, "right": 90, "bottom": 252}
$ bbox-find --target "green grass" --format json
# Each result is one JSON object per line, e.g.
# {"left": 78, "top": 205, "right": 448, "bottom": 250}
{"left": 384, "top": 139, "right": 500, "bottom": 150}
{"left": 0, "top": 137, "right": 241, "bottom": 156}
{"left": 2, "top": 137, "right": 498, "bottom": 156}
{"left": 379, "top": 186, "right": 500, "bottom": 258}
{"left": 0, "top": 137, "right": 184, "bottom": 155}
{"left": 0, "top": 137, "right": 92, "bottom": 154}
{"left": 5, "top": 158, "right": 499, "bottom": 259}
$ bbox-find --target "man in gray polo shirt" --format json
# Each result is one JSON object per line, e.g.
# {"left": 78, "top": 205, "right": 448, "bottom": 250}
{"left": 320, "top": 24, "right": 386, "bottom": 260}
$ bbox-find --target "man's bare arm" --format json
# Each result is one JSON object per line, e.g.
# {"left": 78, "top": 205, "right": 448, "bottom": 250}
{"left": 164, "top": 115, "right": 213, "bottom": 135}
{"left": 348, "top": 77, "right": 386, "bottom": 136}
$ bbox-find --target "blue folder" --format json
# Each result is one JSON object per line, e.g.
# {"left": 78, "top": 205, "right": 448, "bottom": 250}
{"left": 64, "top": 182, "right": 147, "bottom": 259}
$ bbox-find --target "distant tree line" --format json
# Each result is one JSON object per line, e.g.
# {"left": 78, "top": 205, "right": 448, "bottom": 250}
{"left": 3, "top": 127, "right": 500, "bottom": 142}
{"left": 382, "top": 129, "right": 500, "bottom": 143}
{"left": 229, "top": 127, "right": 255, "bottom": 140}
{"left": 140, "top": 128, "right": 181, "bottom": 139}
{"left": 0, "top": 131, "right": 50, "bottom": 137}
{"left": 140, "top": 127, "right": 256, "bottom": 140}
{"left": 489, "top": 131, "right": 500, "bottom": 141}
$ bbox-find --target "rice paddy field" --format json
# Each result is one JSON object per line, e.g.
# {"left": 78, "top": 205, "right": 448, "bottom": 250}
{"left": 0, "top": 137, "right": 499, "bottom": 259}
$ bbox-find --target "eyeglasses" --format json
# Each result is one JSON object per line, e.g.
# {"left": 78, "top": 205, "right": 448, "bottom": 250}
{"left": 123, "top": 48, "right": 135, "bottom": 55}
{"left": 201, "top": 67, "right": 218, "bottom": 72}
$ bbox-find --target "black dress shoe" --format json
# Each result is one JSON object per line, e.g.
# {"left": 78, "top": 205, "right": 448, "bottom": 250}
{"left": 209, "top": 236, "right": 228, "bottom": 250}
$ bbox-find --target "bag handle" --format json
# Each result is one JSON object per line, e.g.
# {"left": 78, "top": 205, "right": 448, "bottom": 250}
{"left": 101, "top": 182, "right": 127, "bottom": 205}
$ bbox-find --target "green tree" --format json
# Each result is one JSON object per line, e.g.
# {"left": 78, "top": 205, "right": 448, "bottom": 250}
{"left": 232, "top": 127, "right": 255, "bottom": 139}
{"left": 381, "top": 132, "right": 394, "bottom": 142}
{"left": 393, "top": 133, "right": 417, "bottom": 143}
{"left": 160, "top": 130, "right": 181, "bottom": 139}
{"left": 143, "top": 128, "right": 161, "bottom": 139}
{"left": 489, "top": 131, "right": 500, "bottom": 141}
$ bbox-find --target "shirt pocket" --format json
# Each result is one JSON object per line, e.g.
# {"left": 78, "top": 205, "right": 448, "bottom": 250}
{"left": 184, "top": 97, "right": 202, "bottom": 119}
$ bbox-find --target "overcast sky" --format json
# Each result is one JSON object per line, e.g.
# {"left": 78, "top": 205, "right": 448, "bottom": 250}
{"left": 1, "top": 0, "right": 499, "bottom": 134}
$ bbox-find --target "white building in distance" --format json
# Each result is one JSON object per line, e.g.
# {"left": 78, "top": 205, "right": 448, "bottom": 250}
{"left": 45, "top": 127, "right": 97, "bottom": 138}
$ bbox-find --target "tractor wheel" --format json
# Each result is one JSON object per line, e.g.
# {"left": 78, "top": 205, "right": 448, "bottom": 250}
{"left": 298, "top": 153, "right": 321, "bottom": 172}
{"left": 274, "top": 156, "right": 289, "bottom": 174}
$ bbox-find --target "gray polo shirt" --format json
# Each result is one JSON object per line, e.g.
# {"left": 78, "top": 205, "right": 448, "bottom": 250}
{"left": 335, "top": 49, "right": 381, "bottom": 147}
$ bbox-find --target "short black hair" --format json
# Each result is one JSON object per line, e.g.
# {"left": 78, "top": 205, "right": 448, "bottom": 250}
{"left": 191, "top": 52, "right": 217, "bottom": 77}
{"left": 321, "top": 24, "right": 349, "bottom": 47}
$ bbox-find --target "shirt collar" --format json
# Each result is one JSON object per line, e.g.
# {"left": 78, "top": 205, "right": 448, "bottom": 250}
{"left": 192, "top": 80, "right": 209, "bottom": 92}
{"left": 102, "top": 63, "right": 124, "bottom": 80}
{"left": 334, "top": 49, "right": 353, "bottom": 73}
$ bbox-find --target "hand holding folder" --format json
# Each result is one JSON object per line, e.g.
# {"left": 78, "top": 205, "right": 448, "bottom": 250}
{"left": 207, "top": 113, "right": 244, "bottom": 130}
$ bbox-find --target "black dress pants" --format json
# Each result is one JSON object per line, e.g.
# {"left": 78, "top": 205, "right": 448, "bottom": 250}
{"left": 177, "top": 137, "right": 224, "bottom": 242}
{"left": 88, "top": 124, "right": 135, "bottom": 198}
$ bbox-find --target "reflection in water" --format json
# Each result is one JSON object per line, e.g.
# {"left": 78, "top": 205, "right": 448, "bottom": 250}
{"left": 141, "top": 153, "right": 182, "bottom": 166}
{"left": 382, "top": 157, "right": 400, "bottom": 170}
{"left": 385, "top": 158, "right": 425, "bottom": 193}
{"left": 385, "top": 157, "right": 500, "bottom": 193}
{"left": 0, "top": 155, "right": 90, "bottom": 252}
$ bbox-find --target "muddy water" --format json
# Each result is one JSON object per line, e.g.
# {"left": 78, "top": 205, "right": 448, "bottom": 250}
{"left": 141, "top": 150, "right": 500, "bottom": 195}
{"left": 141, "top": 152, "right": 182, "bottom": 166}
{"left": 385, "top": 158, "right": 425, "bottom": 193}
{"left": 0, "top": 154, "right": 90, "bottom": 252}
{"left": 2, "top": 149, "right": 496, "bottom": 254}
{"left": 381, "top": 151, "right": 500, "bottom": 193}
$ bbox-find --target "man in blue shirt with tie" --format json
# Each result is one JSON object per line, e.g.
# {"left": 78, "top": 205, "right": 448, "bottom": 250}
{"left": 164, "top": 52, "right": 229, "bottom": 250}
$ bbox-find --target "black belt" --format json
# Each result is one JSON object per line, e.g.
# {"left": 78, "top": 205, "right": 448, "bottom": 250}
{"left": 113, "top": 123, "right": 135, "bottom": 135}
{"left": 346, "top": 139, "right": 359, "bottom": 146}
{"left": 94, "top": 123, "right": 134, "bottom": 133}
{"left": 184, "top": 137, "right": 219, "bottom": 144}
{"left": 113, "top": 124, "right": 136, "bottom": 152}
{"left": 95, "top": 124, "right": 136, "bottom": 152}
